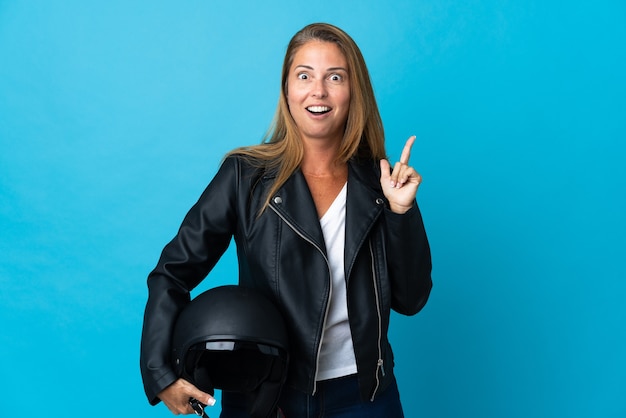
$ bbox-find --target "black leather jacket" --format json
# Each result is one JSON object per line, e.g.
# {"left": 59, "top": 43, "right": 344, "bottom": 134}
{"left": 140, "top": 155, "right": 432, "bottom": 405}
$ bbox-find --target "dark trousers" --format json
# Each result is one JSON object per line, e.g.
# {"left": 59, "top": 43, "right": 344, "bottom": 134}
{"left": 220, "top": 374, "right": 405, "bottom": 418}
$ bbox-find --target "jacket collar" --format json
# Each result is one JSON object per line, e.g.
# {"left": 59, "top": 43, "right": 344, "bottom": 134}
{"left": 267, "top": 158, "right": 386, "bottom": 274}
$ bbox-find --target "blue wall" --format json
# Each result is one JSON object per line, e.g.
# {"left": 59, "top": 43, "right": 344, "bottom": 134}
{"left": 1, "top": 1, "right": 624, "bottom": 417}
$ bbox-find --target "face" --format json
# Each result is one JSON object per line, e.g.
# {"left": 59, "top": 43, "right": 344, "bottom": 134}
{"left": 286, "top": 41, "right": 351, "bottom": 145}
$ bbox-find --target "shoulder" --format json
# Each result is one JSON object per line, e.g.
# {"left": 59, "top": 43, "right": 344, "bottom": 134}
{"left": 217, "top": 154, "right": 277, "bottom": 194}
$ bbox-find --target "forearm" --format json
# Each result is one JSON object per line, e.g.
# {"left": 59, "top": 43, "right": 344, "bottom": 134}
{"left": 385, "top": 202, "right": 433, "bottom": 315}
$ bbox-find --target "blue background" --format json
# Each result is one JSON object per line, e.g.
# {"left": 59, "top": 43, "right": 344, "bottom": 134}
{"left": 1, "top": 1, "right": 625, "bottom": 417}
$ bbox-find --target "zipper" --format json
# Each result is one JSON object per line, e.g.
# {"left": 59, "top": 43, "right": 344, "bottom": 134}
{"left": 269, "top": 203, "right": 332, "bottom": 395}
{"left": 369, "top": 239, "right": 385, "bottom": 401}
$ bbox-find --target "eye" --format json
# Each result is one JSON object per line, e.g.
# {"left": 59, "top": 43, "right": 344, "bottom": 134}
{"left": 297, "top": 73, "right": 309, "bottom": 80}
{"left": 329, "top": 73, "right": 343, "bottom": 82}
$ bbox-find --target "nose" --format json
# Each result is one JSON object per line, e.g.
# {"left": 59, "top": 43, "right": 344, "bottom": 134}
{"left": 310, "top": 79, "right": 327, "bottom": 98}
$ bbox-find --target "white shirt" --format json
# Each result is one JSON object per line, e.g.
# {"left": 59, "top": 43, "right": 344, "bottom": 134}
{"left": 316, "top": 182, "right": 358, "bottom": 381}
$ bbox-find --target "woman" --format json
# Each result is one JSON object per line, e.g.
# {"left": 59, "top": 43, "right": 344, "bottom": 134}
{"left": 140, "top": 23, "right": 432, "bottom": 417}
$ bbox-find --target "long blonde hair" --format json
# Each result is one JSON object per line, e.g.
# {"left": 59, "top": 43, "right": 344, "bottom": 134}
{"left": 229, "top": 23, "right": 386, "bottom": 211}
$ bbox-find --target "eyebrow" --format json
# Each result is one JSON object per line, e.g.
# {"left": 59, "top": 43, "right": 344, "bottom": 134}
{"left": 294, "top": 65, "right": 348, "bottom": 72}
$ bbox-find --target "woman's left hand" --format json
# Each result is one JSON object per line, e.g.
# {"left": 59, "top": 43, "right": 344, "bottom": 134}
{"left": 379, "top": 135, "right": 422, "bottom": 214}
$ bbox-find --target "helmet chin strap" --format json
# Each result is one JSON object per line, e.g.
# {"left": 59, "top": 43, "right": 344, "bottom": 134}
{"left": 189, "top": 398, "right": 209, "bottom": 418}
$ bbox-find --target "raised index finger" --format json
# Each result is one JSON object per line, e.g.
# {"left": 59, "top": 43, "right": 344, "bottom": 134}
{"left": 399, "top": 135, "right": 416, "bottom": 164}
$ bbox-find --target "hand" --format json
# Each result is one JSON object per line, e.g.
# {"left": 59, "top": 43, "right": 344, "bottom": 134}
{"left": 158, "top": 378, "right": 215, "bottom": 415}
{"left": 380, "top": 135, "right": 422, "bottom": 214}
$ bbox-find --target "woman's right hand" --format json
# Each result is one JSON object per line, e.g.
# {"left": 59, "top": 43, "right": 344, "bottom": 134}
{"left": 158, "top": 378, "right": 216, "bottom": 415}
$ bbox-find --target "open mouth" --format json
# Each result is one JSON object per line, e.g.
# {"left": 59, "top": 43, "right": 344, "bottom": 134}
{"left": 306, "top": 106, "right": 332, "bottom": 115}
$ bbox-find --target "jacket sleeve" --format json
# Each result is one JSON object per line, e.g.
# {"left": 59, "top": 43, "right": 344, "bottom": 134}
{"left": 139, "top": 156, "right": 239, "bottom": 404}
{"left": 384, "top": 201, "right": 433, "bottom": 316}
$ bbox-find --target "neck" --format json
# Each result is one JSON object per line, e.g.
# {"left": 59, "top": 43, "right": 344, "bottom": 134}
{"left": 300, "top": 136, "right": 345, "bottom": 177}
{"left": 301, "top": 153, "right": 346, "bottom": 177}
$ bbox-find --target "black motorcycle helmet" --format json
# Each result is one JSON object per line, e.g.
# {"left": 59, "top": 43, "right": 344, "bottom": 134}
{"left": 171, "top": 285, "right": 289, "bottom": 418}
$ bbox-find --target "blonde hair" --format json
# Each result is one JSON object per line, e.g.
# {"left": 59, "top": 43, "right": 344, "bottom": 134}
{"left": 229, "top": 23, "right": 386, "bottom": 211}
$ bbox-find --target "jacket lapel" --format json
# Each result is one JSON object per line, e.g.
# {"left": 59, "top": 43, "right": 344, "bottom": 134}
{"left": 344, "top": 159, "right": 385, "bottom": 280}
{"left": 268, "top": 169, "right": 327, "bottom": 252}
